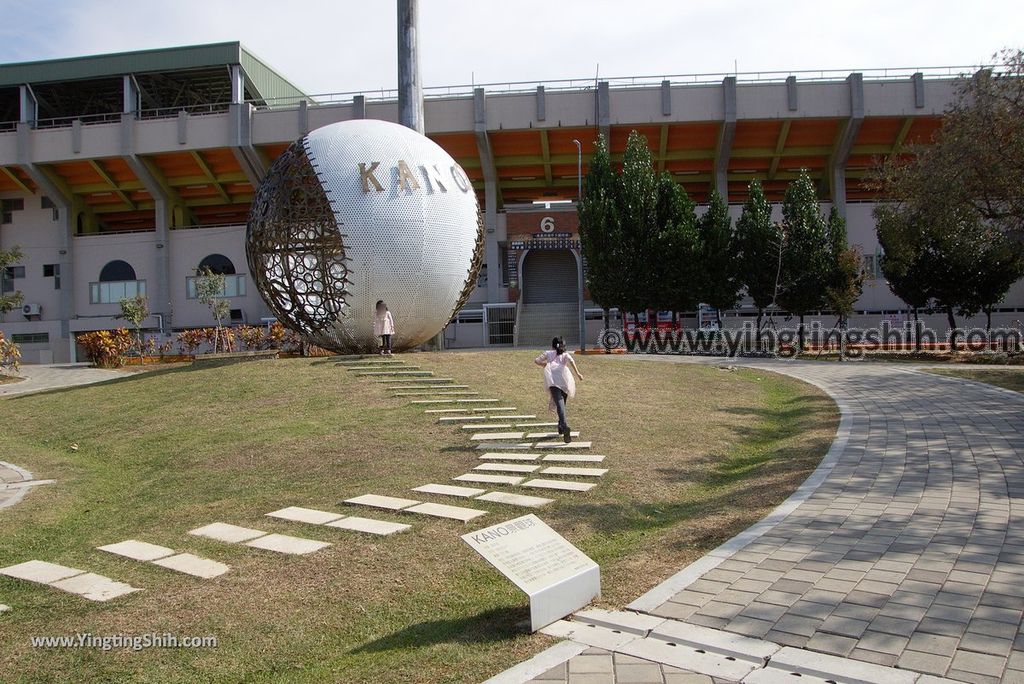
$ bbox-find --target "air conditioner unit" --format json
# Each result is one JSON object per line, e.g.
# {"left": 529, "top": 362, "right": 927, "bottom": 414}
{"left": 22, "top": 303, "right": 42, "bottom": 317}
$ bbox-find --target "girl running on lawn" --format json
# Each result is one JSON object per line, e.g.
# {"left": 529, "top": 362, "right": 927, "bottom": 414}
{"left": 374, "top": 300, "right": 395, "bottom": 355}
{"left": 534, "top": 336, "right": 584, "bottom": 442}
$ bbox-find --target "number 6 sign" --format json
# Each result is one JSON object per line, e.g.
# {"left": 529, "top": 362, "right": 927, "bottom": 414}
{"left": 540, "top": 216, "right": 555, "bottom": 233}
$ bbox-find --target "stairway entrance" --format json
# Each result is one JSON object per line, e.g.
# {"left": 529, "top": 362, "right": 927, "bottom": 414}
{"left": 515, "top": 249, "right": 580, "bottom": 348}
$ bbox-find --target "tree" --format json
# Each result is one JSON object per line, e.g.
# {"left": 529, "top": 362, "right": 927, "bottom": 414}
{"left": 651, "top": 174, "right": 700, "bottom": 325}
{"left": 118, "top": 294, "right": 149, "bottom": 357}
{"left": 698, "top": 190, "right": 741, "bottom": 326}
{"left": 616, "top": 130, "right": 660, "bottom": 320}
{"left": 194, "top": 266, "right": 231, "bottom": 353}
{"left": 875, "top": 205, "right": 933, "bottom": 350}
{"left": 578, "top": 134, "right": 623, "bottom": 333}
{"left": 971, "top": 230, "right": 1024, "bottom": 331}
{"left": 777, "top": 170, "right": 831, "bottom": 350}
{"left": 734, "top": 180, "right": 782, "bottom": 342}
{"left": 824, "top": 208, "right": 864, "bottom": 329}
{"left": 0, "top": 246, "right": 24, "bottom": 314}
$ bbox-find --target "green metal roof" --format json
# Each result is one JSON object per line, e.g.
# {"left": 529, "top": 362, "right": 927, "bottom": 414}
{"left": 0, "top": 41, "right": 308, "bottom": 103}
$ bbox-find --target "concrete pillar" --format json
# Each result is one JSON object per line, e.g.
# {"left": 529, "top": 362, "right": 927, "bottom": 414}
{"left": 122, "top": 75, "right": 139, "bottom": 114}
{"left": 18, "top": 85, "right": 37, "bottom": 123}
{"left": 536, "top": 85, "right": 546, "bottom": 122}
{"left": 353, "top": 95, "right": 366, "bottom": 119}
{"left": 714, "top": 76, "right": 737, "bottom": 200}
{"left": 121, "top": 113, "right": 172, "bottom": 328}
{"left": 397, "top": 0, "right": 424, "bottom": 134}
{"left": 912, "top": 72, "right": 925, "bottom": 109}
{"left": 786, "top": 76, "right": 798, "bottom": 111}
{"left": 661, "top": 80, "right": 671, "bottom": 116}
{"left": 473, "top": 87, "right": 501, "bottom": 303}
{"left": 229, "top": 102, "right": 265, "bottom": 186}
{"left": 230, "top": 64, "right": 245, "bottom": 104}
{"left": 597, "top": 81, "right": 610, "bottom": 143}
{"left": 829, "top": 73, "right": 864, "bottom": 218}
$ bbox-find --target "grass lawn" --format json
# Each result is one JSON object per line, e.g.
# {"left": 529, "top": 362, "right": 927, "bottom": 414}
{"left": 923, "top": 367, "right": 1024, "bottom": 393}
{"left": 0, "top": 351, "right": 837, "bottom": 683}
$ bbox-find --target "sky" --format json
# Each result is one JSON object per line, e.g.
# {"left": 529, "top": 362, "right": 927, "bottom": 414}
{"left": 0, "top": 0, "right": 1021, "bottom": 95}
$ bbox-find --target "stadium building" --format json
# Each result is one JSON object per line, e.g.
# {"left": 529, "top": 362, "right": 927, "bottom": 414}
{"left": 0, "top": 42, "right": 1016, "bottom": 362}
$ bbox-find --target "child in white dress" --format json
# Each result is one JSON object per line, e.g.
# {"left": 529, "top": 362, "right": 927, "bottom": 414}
{"left": 534, "top": 336, "right": 584, "bottom": 442}
{"left": 373, "top": 300, "right": 396, "bottom": 355}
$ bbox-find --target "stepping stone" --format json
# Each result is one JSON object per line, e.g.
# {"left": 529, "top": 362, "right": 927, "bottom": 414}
{"left": 393, "top": 391, "right": 479, "bottom": 397}
{"left": 0, "top": 560, "right": 84, "bottom": 584}
{"left": 476, "top": 492, "right": 554, "bottom": 508}
{"left": 461, "top": 423, "right": 513, "bottom": 430}
{"left": 380, "top": 377, "right": 454, "bottom": 384}
{"left": 189, "top": 523, "right": 266, "bottom": 543}
{"left": 457, "top": 399, "right": 499, "bottom": 403}
{"left": 439, "top": 415, "right": 490, "bottom": 422}
{"left": 244, "top": 533, "right": 331, "bottom": 555}
{"left": 413, "top": 483, "right": 487, "bottom": 498}
{"left": 474, "top": 463, "right": 540, "bottom": 473}
{"left": 391, "top": 384, "right": 468, "bottom": 390}
{"left": 424, "top": 408, "right": 470, "bottom": 414}
{"left": 479, "top": 452, "right": 541, "bottom": 461}
{"left": 542, "top": 454, "right": 606, "bottom": 463}
{"left": 151, "top": 553, "right": 229, "bottom": 578}
{"left": 540, "top": 466, "right": 608, "bottom": 477}
{"left": 492, "top": 415, "right": 537, "bottom": 420}
{"left": 470, "top": 432, "right": 524, "bottom": 441}
{"left": 454, "top": 473, "right": 525, "bottom": 485}
{"left": 534, "top": 441, "right": 593, "bottom": 449}
{"left": 472, "top": 407, "right": 516, "bottom": 412}
{"left": 411, "top": 399, "right": 457, "bottom": 404}
{"left": 358, "top": 371, "right": 432, "bottom": 376}
{"left": 515, "top": 422, "right": 557, "bottom": 428}
{"left": 521, "top": 479, "right": 596, "bottom": 492}
{"left": 344, "top": 494, "right": 419, "bottom": 510}
{"left": 526, "top": 431, "right": 580, "bottom": 439}
{"left": 347, "top": 365, "right": 420, "bottom": 371}
{"left": 265, "top": 506, "right": 344, "bottom": 525}
{"left": 326, "top": 517, "right": 410, "bottom": 536}
{"left": 475, "top": 443, "right": 533, "bottom": 450}
{"left": 50, "top": 572, "right": 141, "bottom": 602}
{"left": 97, "top": 540, "right": 175, "bottom": 561}
{"left": 405, "top": 502, "right": 487, "bottom": 522}
{"left": 0, "top": 604, "right": 9, "bottom": 613}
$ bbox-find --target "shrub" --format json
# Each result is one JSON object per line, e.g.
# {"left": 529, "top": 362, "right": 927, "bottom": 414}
{"left": 237, "top": 325, "right": 265, "bottom": 351}
{"left": 0, "top": 331, "right": 21, "bottom": 374}
{"left": 79, "top": 328, "right": 134, "bottom": 368}
{"left": 177, "top": 329, "right": 205, "bottom": 355}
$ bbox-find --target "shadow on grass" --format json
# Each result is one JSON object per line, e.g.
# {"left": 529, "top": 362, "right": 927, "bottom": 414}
{"left": 350, "top": 605, "right": 530, "bottom": 654}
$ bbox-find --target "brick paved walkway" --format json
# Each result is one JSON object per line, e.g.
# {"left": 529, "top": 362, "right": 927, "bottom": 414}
{"left": 500, "top": 358, "right": 1024, "bottom": 684}
{"left": 0, "top": 363, "right": 124, "bottom": 398}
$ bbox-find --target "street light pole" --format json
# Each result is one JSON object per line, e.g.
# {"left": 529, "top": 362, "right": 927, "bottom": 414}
{"left": 573, "top": 139, "right": 586, "bottom": 351}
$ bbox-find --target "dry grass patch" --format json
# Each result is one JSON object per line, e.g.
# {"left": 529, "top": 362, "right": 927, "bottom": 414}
{"left": 0, "top": 352, "right": 837, "bottom": 683}
{"left": 923, "top": 367, "right": 1024, "bottom": 393}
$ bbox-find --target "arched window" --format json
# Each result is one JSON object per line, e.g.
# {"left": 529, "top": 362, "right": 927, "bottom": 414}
{"left": 99, "top": 260, "right": 136, "bottom": 282}
{"left": 91, "top": 260, "right": 144, "bottom": 304}
{"left": 198, "top": 254, "right": 236, "bottom": 275}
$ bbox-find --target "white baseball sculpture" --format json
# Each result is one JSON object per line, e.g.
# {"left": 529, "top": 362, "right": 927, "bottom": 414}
{"left": 246, "top": 119, "right": 484, "bottom": 353}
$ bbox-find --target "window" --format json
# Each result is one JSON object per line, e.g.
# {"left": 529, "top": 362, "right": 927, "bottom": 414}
{"left": 2, "top": 265, "right": 25, "bottom": 293}
{"left": 1, "top": 198, "right": 24, "bottom": 224}
{"left": 44, "top": 264, "right": 61, "bottom": 289}
{"left": 197, "top": 253, "right": 236, "bottom": 275}
{"left": 186, "top": 274, "right": 246, "bottom": 299}
{"left": 457, "top": 309, "right": 484, "bottom": 324}
{"left": 11, "top": 332, "right": 49, "bottom": 344}
{"left": 90, "top": 279, "right": 146, "bottom": 304}
{"left": 99, "top": 260, "right": 137, "bottom": 282}
{"left": 41, "top": 196, "right": 58, "bottom": 221}
{"left": 498, "top": 243, "right": 510, "bottom": 287}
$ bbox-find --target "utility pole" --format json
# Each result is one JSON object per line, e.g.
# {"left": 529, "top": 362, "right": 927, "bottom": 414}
{"left": 397, "top": 0, "right": 424, "bottom": 134}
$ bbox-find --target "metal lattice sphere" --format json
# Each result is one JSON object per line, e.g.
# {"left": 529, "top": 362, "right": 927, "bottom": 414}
{"left": 246, "top": 119, "right": 484, "bottom": 353}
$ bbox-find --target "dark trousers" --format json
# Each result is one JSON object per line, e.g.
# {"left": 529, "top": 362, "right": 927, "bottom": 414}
{"left": 549, "top": 386, "right": 569, "bottom": 433}
{"left": 380, "top": 334, "right": 392, "bottom": 352}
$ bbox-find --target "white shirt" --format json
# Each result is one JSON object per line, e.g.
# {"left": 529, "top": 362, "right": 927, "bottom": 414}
{"left": 536, "top": 350, "right": 576, "bottom": 400}
{"left": 373, "top": 310, "right": 395, "bottom": 336}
